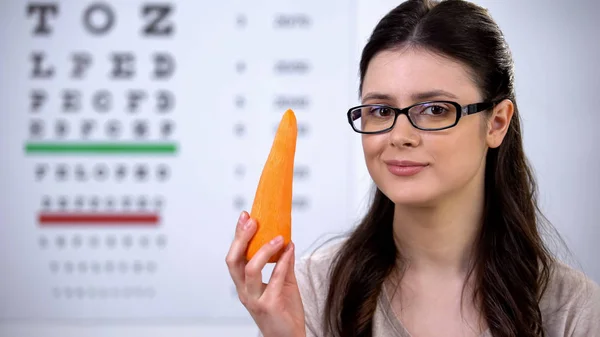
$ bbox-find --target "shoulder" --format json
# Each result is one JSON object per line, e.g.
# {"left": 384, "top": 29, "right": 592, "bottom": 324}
{"left": 295, "top": 238, "right": 346, "bottom": 297}
{"left": 542, "top": 260, "right": 600, "bottom": 308}
{"left": 540, "top": 260, "right": 600, "bottom": 335}
{"left": 293, "top": 238, "right": 347, "bottom": 336}
{"left": 296, "top": 238, "right": 345, "bottom": 272}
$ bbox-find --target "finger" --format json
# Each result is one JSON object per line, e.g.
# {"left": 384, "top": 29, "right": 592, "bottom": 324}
{"left": 284, "top": 241, "right": 298, "bottom": 284}
{"left": 245, "top": 235, "right": 285, "bottom": 298}
{"left": 225, "top": 211, "right": 254, "bottom": 289}
{"left": 262, "top": 241, "right": 294, "bottom": 299}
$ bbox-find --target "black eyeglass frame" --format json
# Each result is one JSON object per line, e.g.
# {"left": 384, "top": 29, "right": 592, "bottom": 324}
{"left": 346, "top": 100, "right": 496, "bottom": 133}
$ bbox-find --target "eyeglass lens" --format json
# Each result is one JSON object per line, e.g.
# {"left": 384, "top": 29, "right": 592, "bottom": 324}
{"left": 350, "top": 102, "right": 458, "bottom": 132}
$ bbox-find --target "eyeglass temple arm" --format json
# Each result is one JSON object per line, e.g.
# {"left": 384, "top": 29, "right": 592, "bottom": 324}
{"left": 461, "top": 102, "right": 495, "bottom": 116}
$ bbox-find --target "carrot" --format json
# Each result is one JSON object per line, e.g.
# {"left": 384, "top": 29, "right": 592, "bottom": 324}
{"left": 245, "top": 109, "right": 297, "bottom": 263}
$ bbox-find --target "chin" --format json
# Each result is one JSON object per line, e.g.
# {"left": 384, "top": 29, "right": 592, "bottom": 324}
{"left": 367, "top": 163, "right": 444, "bottom": 206}
{"left": 381, "top": 187, "right": 439, "bottom": 207}
{"left": 373, "top": 172, "right": 441, "bottom": 207}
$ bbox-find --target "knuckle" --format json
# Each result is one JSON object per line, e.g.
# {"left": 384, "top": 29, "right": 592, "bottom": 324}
{"left": 233, "top": 226, "right": 243, "bottom": 238}
{"left": 248, "top": 300, "right": 269, "bottom": 316}
{"left": 254, "top": 306, "right": 269, "bottom": 316}
{"left": 254, "top": 247, "right": 275, "bottom": 262}
{"left": 244, "top": 264, "right": 259, "bottom": 278}
{"left": 273, "top": 263, "right": 286, "bottom": 277}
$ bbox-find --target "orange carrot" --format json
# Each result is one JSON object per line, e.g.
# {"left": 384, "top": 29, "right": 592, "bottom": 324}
{"left": 245, "top": 109, "right": 297, "bottom": 263}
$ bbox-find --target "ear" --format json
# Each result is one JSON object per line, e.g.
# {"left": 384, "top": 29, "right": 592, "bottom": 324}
{"left": 486, "top": 98, "right": 514, "bottom": 149}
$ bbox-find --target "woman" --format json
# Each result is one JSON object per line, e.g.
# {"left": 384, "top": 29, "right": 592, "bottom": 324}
{"left": 225, "top": 0, "right": 600, "bottom": 336}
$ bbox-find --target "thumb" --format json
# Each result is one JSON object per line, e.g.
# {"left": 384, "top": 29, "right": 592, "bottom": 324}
{"left": 284, "top": 242, "right": 298, "bottom": 284}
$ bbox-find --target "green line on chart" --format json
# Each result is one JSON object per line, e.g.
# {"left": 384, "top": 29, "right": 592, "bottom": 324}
{"left": 25, "top": 142, "right": 178, "bottom": 154}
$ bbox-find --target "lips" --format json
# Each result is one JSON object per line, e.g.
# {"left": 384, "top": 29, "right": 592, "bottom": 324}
{"left": 384, "top": 160, "right": 428, "bottom": 177}
{"left": 384, "top": 160, "right": 428, "bottom": 167}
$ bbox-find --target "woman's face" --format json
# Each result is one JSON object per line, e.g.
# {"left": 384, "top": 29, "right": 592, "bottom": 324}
{"left": 360, "top": 47, "right": 510, "bottom": 206}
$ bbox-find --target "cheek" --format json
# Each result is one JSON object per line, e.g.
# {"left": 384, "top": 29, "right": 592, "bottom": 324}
{"left": 361, "top": 135, "right": 387, "bottom": 177}
{"left": 361, "top": 134, "right": 385, "bottom": 159}
{"left": 427, "top": 131, "right": 486, "bottom": 183}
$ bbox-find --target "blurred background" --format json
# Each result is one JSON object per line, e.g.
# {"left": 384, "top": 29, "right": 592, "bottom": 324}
{"left": 0, "top": 0, "right": 598, "bottom": 336}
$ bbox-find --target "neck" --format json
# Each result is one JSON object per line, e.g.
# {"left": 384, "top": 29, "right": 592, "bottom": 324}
{"left": 392, "top": 181, "right": 485, "bottom": 275}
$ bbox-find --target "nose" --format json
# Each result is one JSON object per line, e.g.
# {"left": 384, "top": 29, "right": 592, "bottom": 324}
{"left": 388, "top": 114, "right": 421, "bottom": 148}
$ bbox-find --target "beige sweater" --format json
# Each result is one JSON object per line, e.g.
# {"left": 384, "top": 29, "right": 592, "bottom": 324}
{"left": 259, "top": 240, "right": 600, "bottom": 337}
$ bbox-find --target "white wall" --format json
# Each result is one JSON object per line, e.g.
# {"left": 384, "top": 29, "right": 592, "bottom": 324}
{"left": 1, "top": 1, "right": 598, "bottom": 336}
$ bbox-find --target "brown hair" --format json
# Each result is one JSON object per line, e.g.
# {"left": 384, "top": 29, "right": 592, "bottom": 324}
{"left": 321, "top": 0, "right": 559, "bottom": 336}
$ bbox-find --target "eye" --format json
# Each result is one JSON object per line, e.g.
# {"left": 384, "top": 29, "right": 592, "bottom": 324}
{"left": 419, "top": 104, "right": 451, "bottom": 116}
{"left": 368, "top": 106, "right": 394, "bottom": 117}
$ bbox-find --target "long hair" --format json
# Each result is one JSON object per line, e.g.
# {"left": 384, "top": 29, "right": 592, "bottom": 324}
{"left": 322, "top": 0, "right": 557, "bottom": 336}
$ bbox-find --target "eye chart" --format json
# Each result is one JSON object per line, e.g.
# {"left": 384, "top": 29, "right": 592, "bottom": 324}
{"left": 0, "top": 0, "right": 356, "bottom": 322}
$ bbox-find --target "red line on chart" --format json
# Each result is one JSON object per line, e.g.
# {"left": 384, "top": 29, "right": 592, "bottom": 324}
{"left": 38, "top": 213, "right": 160, "bottom": 226}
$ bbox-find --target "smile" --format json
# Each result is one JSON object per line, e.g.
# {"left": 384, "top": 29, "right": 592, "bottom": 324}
{"left": 384, "top": 161, "right": 429, "bottom": 177}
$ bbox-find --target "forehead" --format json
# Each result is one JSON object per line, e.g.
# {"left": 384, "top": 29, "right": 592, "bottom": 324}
{"left": 361, "top": 47, "right": 482, "bottom": 105}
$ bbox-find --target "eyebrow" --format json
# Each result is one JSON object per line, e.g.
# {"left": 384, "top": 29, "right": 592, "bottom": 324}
{"left": 362, "top": 89, "right": 459, "bottom": 103}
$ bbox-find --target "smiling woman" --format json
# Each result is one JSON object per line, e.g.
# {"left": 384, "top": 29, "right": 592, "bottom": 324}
{"left": 225, "top": 0, "right": 600, "bottom": 336}
{"left": 357, "top": 47, "right": 501, "bottom": 207}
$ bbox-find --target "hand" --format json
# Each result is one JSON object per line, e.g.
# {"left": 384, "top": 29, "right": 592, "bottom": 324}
{"left": 225, "top": 211, "right": 306, "bottom": 337}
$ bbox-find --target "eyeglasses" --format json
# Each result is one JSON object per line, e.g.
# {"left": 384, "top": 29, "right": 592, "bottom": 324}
{"left": 347, "top": 100, "right": 495, "bottom": 133}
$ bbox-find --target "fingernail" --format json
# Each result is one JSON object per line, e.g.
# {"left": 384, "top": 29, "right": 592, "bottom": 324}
{"left": 270, "top": 236, "right": 283, "bottom": 245}
{"left": 284, "top": 242, "right": 293, "bottom": 252}
{"left": 243, "top": 219, "right": 252, "bottom": 230}
{"left": 238, "top": 211, "right": 248, "bottom": 224}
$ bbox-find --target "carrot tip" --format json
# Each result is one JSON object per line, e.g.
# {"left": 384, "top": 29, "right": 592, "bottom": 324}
{"left": 245, "top": 108, "right": 297, "bottom": 261}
